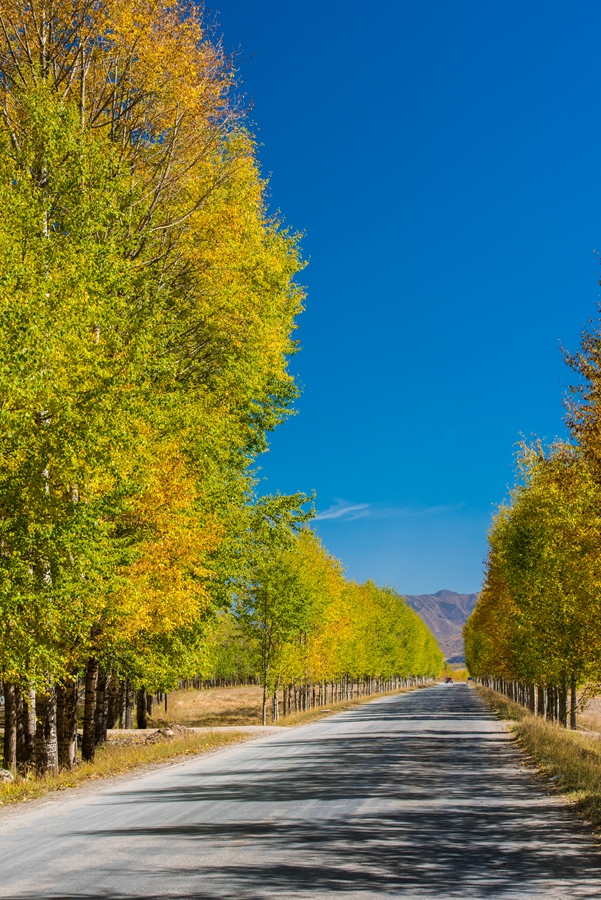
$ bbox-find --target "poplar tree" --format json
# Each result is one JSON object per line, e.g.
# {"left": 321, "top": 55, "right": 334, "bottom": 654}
{"left": 465, "top": 443, "right": 601, "bottom": 726}
{"left": 0, "top": 0, "right": 305, "bottom": 770}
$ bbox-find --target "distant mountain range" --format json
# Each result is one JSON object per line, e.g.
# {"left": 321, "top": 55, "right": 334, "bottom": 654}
{"left": 404, "top": 590, "right": 480, "bottom": 664}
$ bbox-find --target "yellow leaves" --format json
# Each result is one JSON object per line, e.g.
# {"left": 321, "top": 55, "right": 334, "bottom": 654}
{"left": 180, "top": 149, "right": 303, "bottom": 394}
{"left": 263, "top": 533, "right": 442, "bottom": 684}
{"left": 101, "top": 0, "right": 231, "bottom": 134}
{"left": 110, "top": 443, "right": 222, "bottom": 641}
{"left": 0, "top": 0, "right": 305, "bottom": 690}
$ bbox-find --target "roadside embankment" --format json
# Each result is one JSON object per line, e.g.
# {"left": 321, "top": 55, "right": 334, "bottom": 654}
{"left": 476, "top": 684, "right": 601, "bottom": 828}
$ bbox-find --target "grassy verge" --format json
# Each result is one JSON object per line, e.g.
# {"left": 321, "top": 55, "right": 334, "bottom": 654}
{"left": 475, "top": 684, "right": 601, "bottom": 828}
{"left": 0, "top": 730, "right": 248, "bottom": 808}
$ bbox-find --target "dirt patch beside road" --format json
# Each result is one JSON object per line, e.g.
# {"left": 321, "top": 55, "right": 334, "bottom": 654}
{"left": 159, "top": 685, "right": 264, "bottom": 727}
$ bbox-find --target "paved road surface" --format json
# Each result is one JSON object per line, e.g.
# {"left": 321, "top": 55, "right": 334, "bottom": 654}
{"left": 1, "top": 684, "right": 601, "bottom": 899}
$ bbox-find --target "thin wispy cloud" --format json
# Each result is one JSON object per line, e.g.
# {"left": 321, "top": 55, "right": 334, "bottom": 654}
{"left": 402, "top": 503, "right": 465, "bottom": 519}
{"left": 315, "top": 500, "right": 371, "bottom": 521}
{"left": 315, "top": 500, "right": 465, "bottom": 523}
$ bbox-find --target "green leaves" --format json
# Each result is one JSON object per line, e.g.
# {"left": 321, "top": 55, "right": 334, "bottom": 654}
{"left": 465, "top": 444, "right": 601, "bottom": 686}
{"left": 0, "top": 0, "right": 440, "bottom": 703}
{"left": 215, "top": 529, "right": 442, "bottom": 691}
{"left": 0, "top": 3, "right": 308, "bottom": 692}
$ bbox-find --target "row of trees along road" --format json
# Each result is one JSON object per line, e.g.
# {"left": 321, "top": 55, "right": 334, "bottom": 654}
{"left": 0, "top": 0, "right": 442, "bottom": 774}
{"left": 464, "top": 311, "right": 601, "bottom": 728}
{"left": 206, "top": 529, "right": 443, "bottom": 724}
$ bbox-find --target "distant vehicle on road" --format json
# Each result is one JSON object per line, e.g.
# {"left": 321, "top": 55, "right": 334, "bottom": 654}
{"left": 443, "top": 677, "right": 453, "bottom": 684}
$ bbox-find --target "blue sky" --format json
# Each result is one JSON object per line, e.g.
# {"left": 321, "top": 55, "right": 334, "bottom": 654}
{"left": 213, "top": 0, "right": 601, "bottom": 594}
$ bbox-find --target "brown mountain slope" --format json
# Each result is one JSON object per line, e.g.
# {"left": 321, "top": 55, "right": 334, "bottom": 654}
{"left": 404, "top": 590, "right": 479, "bottom": 663}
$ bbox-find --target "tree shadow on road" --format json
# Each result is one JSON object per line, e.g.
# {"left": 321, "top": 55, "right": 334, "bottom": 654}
{"left": 13, "top": 687, "right": 601, "bottom": 899}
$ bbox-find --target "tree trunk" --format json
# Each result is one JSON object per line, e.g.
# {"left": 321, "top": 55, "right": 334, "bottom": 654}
{"left": 541, "top": 685, "right": 548, "bottom": 720}
{"left": 536, "top": 684, "right": 544, "bottom": 717}
{"left": 16, "top": 688, "right": 28, "bottom": 770}
{"left": 82, "top": 656, "right": 99, "bottom": 762}
{"left": 559, "top": 677, "right": 568, "bottom": 728}
{"left": 136, "top": 687, "right": 147, "bottom": 729}
{"left": 551, "top": 685, "right": 558, "bottom": 722}
{"left": 56, "top": 681, "right": 66, "bottom": 765}
{"left": 570, "top": 674, "right": 577, "bottom": 730}
{"left": 3, "top": 682, "right": 17, "bottom": 773}
{"left": 57, "top": 679, "right": 78, "bottom": 770}
{"left": 24, "top": 687, "right": 36, "bottom": 767}
{"left": 546, "top": 685, "right": 553, "bottom": 721}
{"left": 106, "top": 677, "right": 121, "bottom": 730}
{"left": 120, "top": 680, "right": 128, "bottom": 728}
{"left": 261, "top": 682, "right": 268, "bottom": 727}
{"left": 124, "top": 683, "right": 134, "bottom": 728}
{"left": 35, "top": 684, "right": 59, "bottom": 777}
{"left": 94, "top": 673, "right": 108, "bottom": 746}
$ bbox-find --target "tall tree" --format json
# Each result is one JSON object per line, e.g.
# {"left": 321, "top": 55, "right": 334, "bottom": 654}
{"left": 0, "top": 0, "right": 305, "bottom": 768}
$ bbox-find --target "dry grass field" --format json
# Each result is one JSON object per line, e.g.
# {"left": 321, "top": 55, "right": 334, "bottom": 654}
{"left": 155, "top": 686, "right": 265, "bottom": 727}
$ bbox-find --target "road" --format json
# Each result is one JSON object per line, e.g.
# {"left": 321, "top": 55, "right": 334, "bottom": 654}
{"left": 1, "top": 684, "right": 601, "bottom": 899}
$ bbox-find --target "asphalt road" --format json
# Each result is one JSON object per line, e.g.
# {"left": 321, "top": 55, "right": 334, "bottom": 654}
{"left": 1, "top": 684, "right": 601, "bottom": 899}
